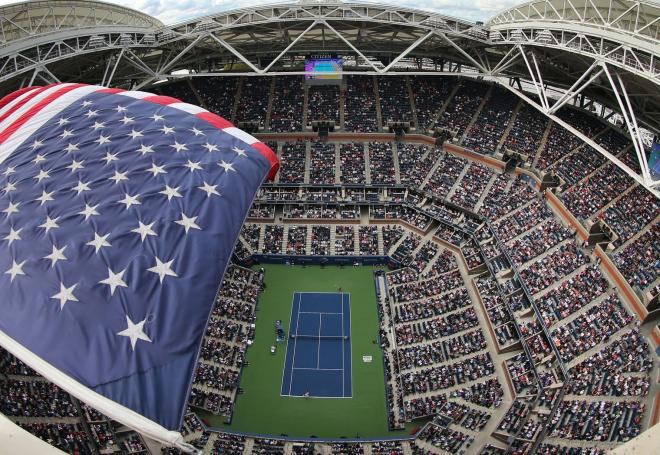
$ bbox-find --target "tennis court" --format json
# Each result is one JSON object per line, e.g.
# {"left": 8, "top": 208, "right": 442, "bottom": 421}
{"left": 280, "top": 292, "right": 352, "bottom": 398}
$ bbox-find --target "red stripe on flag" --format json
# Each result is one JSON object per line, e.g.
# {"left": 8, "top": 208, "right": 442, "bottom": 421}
{"left": 196, "top": 112, "right": 233, "bottom": 130}
{"left": 99, "top": 88, "right": 125, "bottom": 94}
{"left": 0, "top": 84, "right": 87, "bottom": 145}
{"left": 251, "top": 141, "right": 280, "bottom": 181}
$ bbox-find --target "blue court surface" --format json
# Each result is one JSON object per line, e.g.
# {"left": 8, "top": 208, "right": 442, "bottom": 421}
{"left": 281, "top": 292, "right": 352, "bottom": 398}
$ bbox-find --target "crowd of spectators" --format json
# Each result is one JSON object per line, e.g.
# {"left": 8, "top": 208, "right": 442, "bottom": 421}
{"left": 378, "top": 77, "right": 414, "bottom": 125}
{"left": 193, "top": 77, "right": 238, "bottom": 120}
{"left": 613, "top": 226, "right": 659, "bottom": 296}
{"left": 235, "top": 77, "right": 271, "bottom": 128}
{"left": 551, "top": 294, "right": 633, "bottom": 363}
{"left": 344, "top": 76, "right": 378, "bottom": 132}
{"left": 279, "top": 142, "right": 306, "bottom": 184}
{"left": 562, "top": 164, "right": 633, "bottom": 219}
{"left": 436, "top": 79, "right": 489, "bottom": 138}
{"left": 308, "top": 85, "right": 340, "bottom": 124}
{"left": 501, "top": 103, "right": 550, "bottom": 160}
{"left": 339, "top": 143, "right": 367, "bottom": 184}
{"left": 423, "top": 152, "right": 467, "bottom": 198}
{"left": 519, "top": 243, "right": 588, "bottom": 295}
{"left": 397, "top": 144, "right": 436, "bottom": 188}
{"left": 309, "top": 141, "right": 337, "bottom": 184}
{"left": 269, "top": 76, "right": 304, "bottom": 132}
{"left": 507, "top": 219, "right": 573, "bottom": 267}
{"left": 410, "top": 75, "right": 455, "bottom": 132}
{"left": 286, "top": 226, "right": 308, "bottom": 255}
{"left": 547, "top": 400, "right": 645, "bottom": 442}
{"left": 603, "top": 186, "right": 659, "bottom": 246}
{"left": 450, "top": 162, "right": 494, "bottom": 210}
{"left": 463, "top": 86, "right": 517, "bottom": 155}
{"left": 368, "top": 142, "right": 397, "bottom": 184}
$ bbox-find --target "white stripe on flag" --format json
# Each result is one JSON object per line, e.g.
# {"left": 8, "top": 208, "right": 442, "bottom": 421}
{"left": 115, "top": 90, "right": 154, "bottom": 99}
{"left": 223, "top": 126, "right": 259, "bottom": 145}
{"left": 0, "top": 85, "right": 103, "bottom": 165}
{"left": 168, "top": 102, "right": 206, "bottom": 115}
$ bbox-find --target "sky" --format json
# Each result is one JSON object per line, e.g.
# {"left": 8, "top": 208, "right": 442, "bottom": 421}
{"left": 76, "top": 0, "right": 524, "bottom": 25}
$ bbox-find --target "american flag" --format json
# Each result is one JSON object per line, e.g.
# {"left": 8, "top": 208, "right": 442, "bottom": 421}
{"left": 0, "top": 83, "right": 277, "bottom": 443}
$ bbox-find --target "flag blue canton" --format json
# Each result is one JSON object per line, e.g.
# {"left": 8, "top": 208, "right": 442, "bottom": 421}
{"left": 0, "top": 89, "right": 273, "bottom": 430}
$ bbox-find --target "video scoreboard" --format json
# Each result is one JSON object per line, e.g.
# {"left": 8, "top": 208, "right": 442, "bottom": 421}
{"left": 305, "top": 54, "right": 342, "bottom": 85}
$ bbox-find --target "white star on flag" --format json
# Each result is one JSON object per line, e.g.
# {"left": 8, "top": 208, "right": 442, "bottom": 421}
{"left": 4, "top": 259, "right": 25, "bottom": 282}
{"left": 2, "top": 181, "right": 16, "bottom": 194}
{"left": 44, "top": 245, "right": 67, "bottom": 268}
{"left": 32, "top": 154, "right": 46, "bottom": 165}
{"left": 131, "top": 221, "right": 158, "bottom": 242}
{"left": 34, "top": 169, "right": 51, "bottom": 182}
{"left": 91, "top": 121, "right": 106, "bottom": 130}
{"left": 120, "top": 116, "right": 135, "bottom": 125}
{"left": 198, "top": 181, "right": 221, "bottom": 198}
{"left": 203, "top": 142, "right": 218, "bottom": 153}
{"left": 151, "top": 113, "right": 164, "bottom": 122}
{"left": 128, "top": 129, "right": 143, "bottom": 140}
{"left": 78, "top": 204, "right": 100, "bottom": 220}
{"left": 72, "top": 180, "right": 91, "bottom": 195}
{"left": 35, "top": 190, "right": 55, "bottom": 205}
{"left": 2, "top": 201, "right": 20, "bottom": 216}
{"left": 131, "top": 221, "right": 157, "bottom": 242}
{"left": 103, "top": 152, "right": 119, "bottom": 165}
{"left": 4, "top": 227, "right": 22, "bottom": 245}
{"left": 87, "top": 232, "right": 111, "bottom": 253}
{"left": 95, "top": 134, "right": 111, "bottom": 145}
{"left": 51, "top": 282, "right": 78, "bottom": 310}
{"left": 59, "top": 129, "right": 74, "bottom": 139}
{"left": 99, "top": 268, "right": 128, "bottom": 295}
{"left": 115, "top": 105, "right": 127, "bottom": 113}
{"left": 147, "top": 257, "right": 177, "bottom": 283}
{"left": 184, "top": 160, "right": 202, "bottom": 172}
{"left": 137, "top": 144, "right": 155, "bottom": 155}
{"left": 190, "top": 127, "right": 204, "bottom": 136}
{"left": 67, "top": 159, "right": 85, "bottom": 172}
{"left": 31, "top": 140, "right": 43, "bottom": 150}
{"left": 118, "top": 193, "right": 141, "bottom": 210}
{"left": 146, "top": 163, "right": 167, "bottom": 177}
{"left": 160, "top": 125, "right": 175, "bottom": 135}
{"left": 232, "top": 146, "right": 247, "bottom": 157}
{"left": 65, "top": 143, "right": 79, "bottom": 153}
{"left": 84, "top": 109, "right": 98, "bottom": 118}
{"left": 57, "top": 117, "right": 69, "bottom": 126}
{"left": 117, "top": 315, "right": 151, "bottom": 351}
{"left": 218, "top": 160, "right": 236, "bottom": 172}
{"left": 170, "top": 141, "right": 188, "bottom": 152}
{"left": 39, "top": 216, "right": 60, "bottom": 233}
{"left": 81, "top": 100, "right": 93, "bottom": 107}
{"left": 3, "top": 166, "right": 16, "bottom": 176}
{"left": 160, "top": 185, "right": 182, "bottom": 201}
{"left": 109, "top": 170, "right": 129, "bottom": 184}
{"left": 175, "top": 213, "right": 201, "bottom": 234}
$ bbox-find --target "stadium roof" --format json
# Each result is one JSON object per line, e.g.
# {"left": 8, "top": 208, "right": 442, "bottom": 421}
{"left": 0, "top": 0, "right": 657, "bottom": 192}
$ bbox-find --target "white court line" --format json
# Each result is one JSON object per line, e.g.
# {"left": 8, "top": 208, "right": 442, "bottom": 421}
{"left": 341, "top": 292, "right": 345, "bottom": 398}
{"left": 287, "top": 292, "right": 301, "bottom": 396}
{"left": 317, "top": 313, "right": 321, "bottom": 370}
{"left": 293, "top": 367, "right": 344, "bottom": 371}
{"left": 298, "top": 311, "right": 343, "bottom": 315}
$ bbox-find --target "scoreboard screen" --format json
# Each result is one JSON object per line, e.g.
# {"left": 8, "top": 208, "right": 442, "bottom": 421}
{"left": 305, "top": 58, "right": 343, "bottom": 81}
